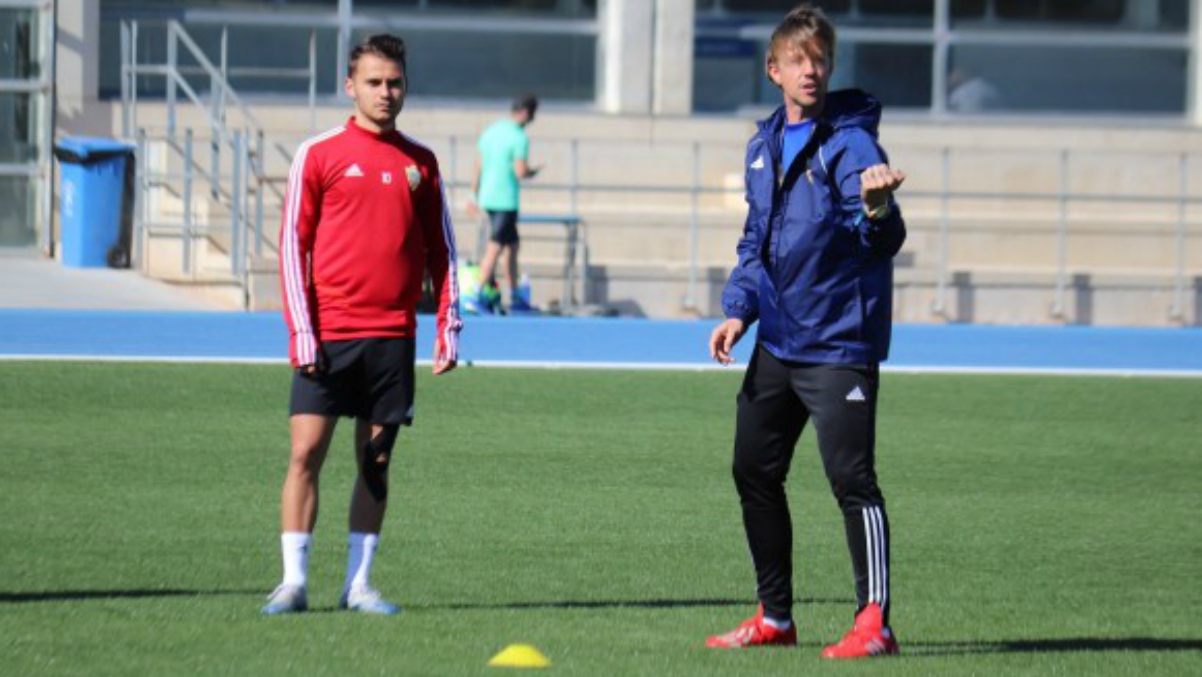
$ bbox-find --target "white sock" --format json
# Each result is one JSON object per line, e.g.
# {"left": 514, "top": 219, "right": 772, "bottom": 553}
{"left": 344, "top": 532, "right": 380, "bottom": 592}
{"left": 762, "top": 616, "right": 792, "bottom": 631}
{"left": 280, "top": 532, "right": 311, "bottom": 588}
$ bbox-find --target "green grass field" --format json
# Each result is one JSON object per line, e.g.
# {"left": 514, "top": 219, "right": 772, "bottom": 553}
{"left": 1, "top": 361, "right": 1199, "bottom": 675}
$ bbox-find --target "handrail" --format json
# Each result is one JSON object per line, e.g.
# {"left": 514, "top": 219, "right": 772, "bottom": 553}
{"left": 121, "top": 20, "right": 297, "bottom": 166}
{"left": 166, "top": 21, "right": 263, "bottom": 133}
{"left": 122, "top": 19, "right": 306, "bottom": 309}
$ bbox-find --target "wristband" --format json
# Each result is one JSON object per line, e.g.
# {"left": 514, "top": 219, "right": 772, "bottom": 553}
{"left": 864, "top": 203, "right": 891, "bottom": 221}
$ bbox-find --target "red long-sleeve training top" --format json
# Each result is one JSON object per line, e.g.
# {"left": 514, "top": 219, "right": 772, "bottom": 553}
{"left": 279, "top": 117, "right": 462, "bottom": 368}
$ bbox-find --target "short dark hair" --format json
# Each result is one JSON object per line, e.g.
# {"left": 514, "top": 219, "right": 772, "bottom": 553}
{"left": 348, "top": 34, "right": 407, "bottom": 78}
{"left": 512, "top": 94, "right": 539, "bottom": 115}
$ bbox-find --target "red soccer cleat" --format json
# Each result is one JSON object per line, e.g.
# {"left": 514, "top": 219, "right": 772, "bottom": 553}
{"left": 706, "top": 604, "right": 797, "bottom": 649}
{"left": 820, "top": 603, "right": 900, "bottom": 659}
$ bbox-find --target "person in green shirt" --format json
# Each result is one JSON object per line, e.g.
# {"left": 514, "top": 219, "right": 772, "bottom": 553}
{"left": 467, "top": 94, "right": 540, "bottom": 313}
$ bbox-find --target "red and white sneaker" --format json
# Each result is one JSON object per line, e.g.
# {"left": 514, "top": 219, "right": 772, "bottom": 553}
{"left": 820, "top": 603, "right": 899, "bottom": 659}
{"left": 706, "top": 604, "right": 797, "bottom": 649}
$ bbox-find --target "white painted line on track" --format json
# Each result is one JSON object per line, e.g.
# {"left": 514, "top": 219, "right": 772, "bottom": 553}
{"left": 1, "top": 353, "right": 1200, "bottom": 377}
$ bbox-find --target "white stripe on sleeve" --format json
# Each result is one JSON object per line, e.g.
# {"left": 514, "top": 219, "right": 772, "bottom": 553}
{"left": 280, "top": 127, "right": 343, "bottom": 364}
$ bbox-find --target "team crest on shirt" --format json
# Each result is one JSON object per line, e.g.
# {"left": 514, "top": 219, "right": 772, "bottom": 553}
{"left": 405, "top": 165, "right": 421, "bottom": 191}
{"left": 381, "top": 171, "right": 392, "bottom": 185}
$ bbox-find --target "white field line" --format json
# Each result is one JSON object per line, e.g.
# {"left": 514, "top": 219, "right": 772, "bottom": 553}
{"left": 0, "top": 353, "right": 1200, "bottom": 378}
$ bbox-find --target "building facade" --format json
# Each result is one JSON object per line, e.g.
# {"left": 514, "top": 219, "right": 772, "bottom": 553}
{"left": 2, "top": 0, "right": 1200, "bottom": 254}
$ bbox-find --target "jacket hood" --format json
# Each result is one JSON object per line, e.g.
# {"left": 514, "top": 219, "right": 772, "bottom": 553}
{"left": 758, "top": 88, "right": 882, "bottom": 138}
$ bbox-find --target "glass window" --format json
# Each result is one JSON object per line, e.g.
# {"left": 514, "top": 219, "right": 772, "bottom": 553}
{"left": 353, "top": 28, "right": 595, "bottom": 101}
{"left": 695, "top": 33, "right": 932, "bottom": 112}
{"left": 102, "top": 1, "right": 340, "bottom": 7}
{"left": 0, "top": 7, "right": 40, "bottom": 79}
{"left": 0, "top": 92, "right": 38, "bottom": 164}
{"left": 706, "top": 0, "right": 932, "bottom": 24}
{"left": 704, "top": 1, "right": 929, "bottom": 26}
{"left": 994, "top": 0, "right": 1123, "bottom": 22}
{"left": 99, "top": 21, "right": 169, "bottom": 98}
{"left": 859, "top": 0, "right": 933, "bottom": 18}
{"left": 209, "top": 25, "right": 339, "bottom": 96}
{"left": 756, "top": 41, "right": 932, "bottom": 109}
{"left": 353, "top": 0, "right": 460, "bottom": 10}
{"left": 693, "top": 35, "right": 759, "bottom": 112}
{"left": 425, "top": 0, "right": 558, "bottom": 13}
{"left": 355, "top": 0, "right": 595, "bottom": 17}
{"left": 692, "top": 35, "right": 932, "bottom": 111}
{"left": 948, "top": 44, "right": 1187, "bottom": 114}
{"left": 101, "top": 2, "right": 599, "bottom": 100}
{"left": 951, "top": 0, "right": 988, "bottom": 19}
{"left": 1159, "top": 0, "right": 1190, "bottom": 30}
{"left": 0, "top": 176, "right": 36, "bottom": 246}
{"left": 722, "top": 0, "right": 848, "bottom": 15}
{"left": 834, "top": 43, "right": 932, "bottom": 109}
{"left": 952, "top": 0, "right": 1190, "bottom": 30}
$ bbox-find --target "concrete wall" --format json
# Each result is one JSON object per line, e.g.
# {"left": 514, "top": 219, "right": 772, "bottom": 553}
{"left": 53, "top": 0, "right": 1202, "bottom": 325}
{"left": 77, "top": 97, "right": 1202, "bottom": 325}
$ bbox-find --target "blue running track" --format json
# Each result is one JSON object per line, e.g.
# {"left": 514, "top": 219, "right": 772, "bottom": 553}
{"left": 1, "top": 309, "right": 1200, "bottom": 377}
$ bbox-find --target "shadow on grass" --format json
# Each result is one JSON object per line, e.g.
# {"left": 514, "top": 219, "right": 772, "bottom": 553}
{"left": 909, "top": 637, "right": 1202, "bottom": 656}
{"left": 417, "top": 597, "right": 852, "bottom": 611}
{"left": 0, "top": 589, "right": 261, "bottom": 604}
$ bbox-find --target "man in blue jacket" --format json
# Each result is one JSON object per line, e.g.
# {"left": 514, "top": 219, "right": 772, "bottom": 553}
{"left": 705, "top": 4, "right": 906, "bottom": 659}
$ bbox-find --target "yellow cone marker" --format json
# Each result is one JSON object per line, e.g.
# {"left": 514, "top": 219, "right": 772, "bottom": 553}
{"left": 487, "top": 643, "right": 551, "bottom": 669}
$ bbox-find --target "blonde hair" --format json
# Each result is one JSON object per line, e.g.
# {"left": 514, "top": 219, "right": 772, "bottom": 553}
{"left": 766, "top": 3, "right": 836, "bottom": 67}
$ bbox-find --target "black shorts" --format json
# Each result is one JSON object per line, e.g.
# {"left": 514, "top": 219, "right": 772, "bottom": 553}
{"left": 289, "top": 338, "right": 416, "bottom": 426}
{"left": 487, "top": 210, "right": 520, "bottom": 245}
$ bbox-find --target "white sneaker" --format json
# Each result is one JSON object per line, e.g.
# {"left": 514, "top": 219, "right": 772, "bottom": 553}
{"left": 261, "top": 584, "right": 308, "bottom": 615}
{"left": 338, "top": 586, "right": 401, "bottom": 615}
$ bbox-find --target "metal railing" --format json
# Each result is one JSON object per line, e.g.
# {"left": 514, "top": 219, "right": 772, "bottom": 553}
{"left": 432, "top": 137, "right": 1201, "bottom": 323}
{"left": 913, "top": 149, "right": 1200, "bottom": 323}
{"left": 121, "top": 19, "right": 299, "bottom": 307}
{"left": 120, "top": 19, "right": 312, "bottom": 146}
{"left": 124, "top": 122, "right": 1202, "bottom": 322}
{"left": 113, "top": 16, "right": 1200, "bottom": 322}
{"left": 133, "top": 126, "right": 257, "bottom": 307}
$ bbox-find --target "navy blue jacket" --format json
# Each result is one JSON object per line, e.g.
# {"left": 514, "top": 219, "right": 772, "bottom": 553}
{"left": 722, "top": 89, "right": 906, "bottom": 365}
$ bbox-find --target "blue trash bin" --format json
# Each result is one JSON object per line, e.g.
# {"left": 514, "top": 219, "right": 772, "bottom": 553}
{"left": 54, "top": 137, "right": 136, "bottom": 268}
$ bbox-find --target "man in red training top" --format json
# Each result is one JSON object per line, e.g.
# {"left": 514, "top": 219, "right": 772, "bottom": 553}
{"left": 264, "top": 34, "right": 461, "bottom": 615}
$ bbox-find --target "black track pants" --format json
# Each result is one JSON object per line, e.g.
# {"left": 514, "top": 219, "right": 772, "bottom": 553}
{"left": 731, "top": 345, "right": 891, "bottom": 623}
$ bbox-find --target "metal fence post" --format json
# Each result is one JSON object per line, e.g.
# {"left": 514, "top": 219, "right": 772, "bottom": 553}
{"left": 309, "top": 28, "right": 318, "bottom": 133}
{"left": 134, "top": 128, "right": 147, "bottom": 270}
{"left": 217, "top": 26, "right": 228, "bottom": 125}
{"left": 684, "top": 141, "right": 700, "bottom": 311}
{"left": 1051, "top": 149, "right": 1069, "bottom": 319}
{"left": 182, "top": 128, "right": 194, "bottom": 276}
{"left": 569, "top": 139, "right": 581, "bottom": 310}
{"left": 570, "top": 138, "right": 579, "bottom": 216}
{"left": 1170, "top": 153, "right": 1188, "bottom": 322}
{"left": 231, "top": 129, "right": 245, "bottom": 288}
{"left": 211, "top": 26, "right": 227, "bottom": 200}
{"left": 933, "top": 146, "right": 951, "bottom": 317}
{"left": 167, "top": 24, "right": 178, "bottom": 140}
{"left": 336, "top": 0, "right": 351, "bottom": 97}
{"left": 130, "top": 21, "right": 139, "bottom": 137}
{"left": 220, "top": 25, "right": 228, "bottom": 81}
{"left": 255, "top": 130, "right": 265, "bottom": 257}
{"left": 931, "top": 0, "right": 950, "bottom": 116}
{"left": 120, "top": 21, "right": 131, "bottom": 138}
